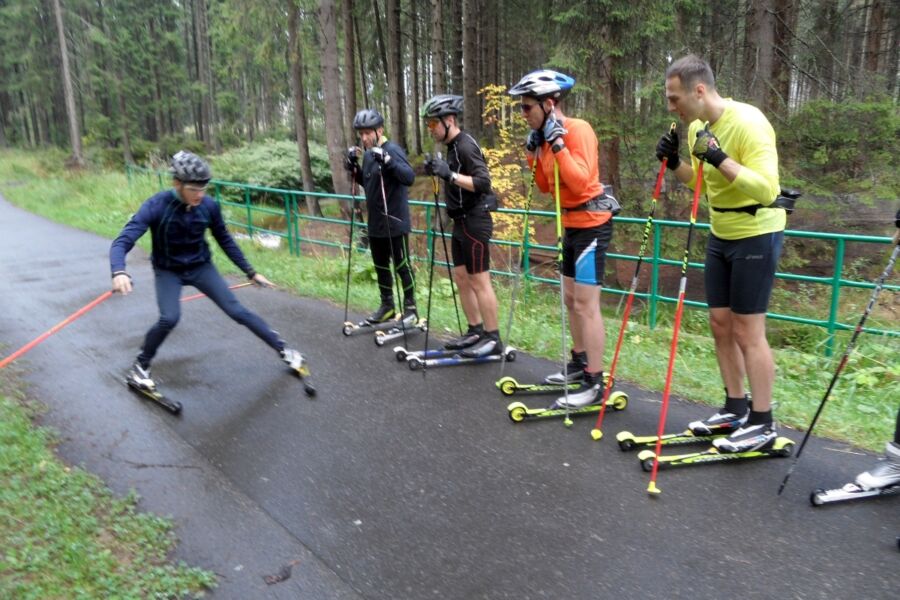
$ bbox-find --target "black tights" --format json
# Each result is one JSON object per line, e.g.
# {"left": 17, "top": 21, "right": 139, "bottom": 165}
{"left": 369, "top": 234, "right": 415, "bottom": 306}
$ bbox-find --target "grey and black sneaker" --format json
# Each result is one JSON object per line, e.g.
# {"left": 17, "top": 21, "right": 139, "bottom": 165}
{"left": 401, "top": 303, "right": 418, "bottom": 323}
{"left": 127, "top": 361, "right": 156, "bottom": 391}
{"left": 280, "top": 347, "right": 306, "bottom": 371}
{"left": 553, "top": 372, "right": 604, "bottom": 409}
{"left": 444, "top": 325, "right": 483, "bottom": 350}
{"left": 366, "top": 303, "right": 396, "bottom": 324}
{"left": 544, "top": 350, "right": 588, "bottom": 384}
{"left": 712, "top": 421, "right": 777, "bottom": 453}
{"left": 460, "top": 332, "right": 502, "bottom": 358}
{"left": 855, "top": 442, "right": 900, "bottom": 491}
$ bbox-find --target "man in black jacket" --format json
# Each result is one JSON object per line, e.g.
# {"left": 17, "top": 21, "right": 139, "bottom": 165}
{"left": 344, "top": 109, "right": 417, "bottom": 323}
{"left": 421, "top": 95, "right": 502, "bottom": 357}
{"left": 110, "top": 151, "right": 305, "bottom": 391}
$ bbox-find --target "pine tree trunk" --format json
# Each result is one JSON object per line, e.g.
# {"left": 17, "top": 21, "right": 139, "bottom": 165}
{"left": 462, "top": 0, "right": 479, "bottom": 137}
{"left": 288, "top": 0, "right": 320, "bottom": 214}
{"left": 772, "top": 0, "right": 798, "bottom": 117}
{"left": 411, "top": 3, "right": 422, "bottom": 155}
{"left": 449, "top": 3, "right": 463, "bottom": 94}
{"left": 430, "top": 0, "right": 445, "bottom": 93}
{"left": 318, "top": 0, "right": 351, "bottom": 198}
{"left": 51, "top": 0, "right": 84, "bottom": 166}
{"left": 342, "top": 0, "right": 357, "bottom": 146}
{"left": 385, "top": 0, "right": 407, "bottom": 149}
{"left": 864, "top": 0, "right": 885, "bottom": 74}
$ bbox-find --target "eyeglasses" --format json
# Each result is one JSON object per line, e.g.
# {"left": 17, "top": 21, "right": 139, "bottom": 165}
{"left": 520, "top": 103, "right": 539, "bottom": 113}
{"left": 426, "top": 119, "right": 441, "bottom": 130}
{"left": 183, "top": 184, "right": 208, "bottom": 193}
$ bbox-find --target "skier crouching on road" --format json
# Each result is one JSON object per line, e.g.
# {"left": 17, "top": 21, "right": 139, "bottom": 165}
{"left": 344, "top": 108, "right": 418, "bottom": 323}
{"left": 110, "top": 151, "right": 306, "bottom": 391}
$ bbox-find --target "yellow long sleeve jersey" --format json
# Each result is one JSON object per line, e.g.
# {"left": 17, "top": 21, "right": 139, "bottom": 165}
{"left": 687, "top": 99, "right": 784, "bottom": 240}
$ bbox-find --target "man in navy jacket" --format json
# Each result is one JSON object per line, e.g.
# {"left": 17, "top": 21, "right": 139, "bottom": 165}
{"left": 110, "top": 151, "right": 305, "bottom": 392}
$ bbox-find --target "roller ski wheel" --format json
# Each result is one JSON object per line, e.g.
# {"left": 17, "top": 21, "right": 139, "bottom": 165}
{"left": 342, "top": 322, "right": 355, "bottom": 336}
{"left": 505, "top": 390, "right": 628, "bottom": 424}
{"left": 615, "top": 429, "right": 724, "bottom": 452}
{"left": 637, "top": 436, "right": 795, "bottom": 472}
{"left": 407, "top": 356, "right": 424, "bottom": 371}
{"left": 126, "top": 380, "right": 182, "bottom": 415}
{"left": 809, "top": 482, "right": 900, "bottom": 507}
{"left": 374, "top": 319, "right": 427, "bottom": 346}
{"left": 342, "top": 318, "right": 401, "bottom": 337}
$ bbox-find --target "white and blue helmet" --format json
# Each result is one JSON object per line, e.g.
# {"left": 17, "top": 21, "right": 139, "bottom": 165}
{"left": 508, "top": 70, "right": 575, "bottom": 101}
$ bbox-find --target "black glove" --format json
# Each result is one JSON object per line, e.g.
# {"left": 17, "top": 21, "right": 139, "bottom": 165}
{"left": 344, "top": 147, "right": 359, "bottom": 172}
{"left": 542, "top": 117, "right": 567, "bottom": 146}
{"left": 655, "top": 129, "right": 680, "bottom": 170}
{"left": 525, "top": 129, "right": 544, "bottom": 152}
{"left": 692, "top": 125, "right": 728, "bottom": 169}
{"left": 370, "top": 146, "right": 391, "bottom": 165}
{"left": 429, "top": 157, "right": 452, "bottom": 181}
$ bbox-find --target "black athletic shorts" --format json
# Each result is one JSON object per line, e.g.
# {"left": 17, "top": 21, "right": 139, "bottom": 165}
{"left": 704, "top": 231, "right": 784, "bottom": 314}
{"left": 562, "top": 221, "right": 613, "bottom": 285}
{"left": 451, "top": 213, "right": 492, "bottom": 274}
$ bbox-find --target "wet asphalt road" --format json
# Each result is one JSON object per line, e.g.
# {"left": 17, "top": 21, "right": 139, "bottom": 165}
{"left": 0, "top": 196, "right": 897, "bottom": 600}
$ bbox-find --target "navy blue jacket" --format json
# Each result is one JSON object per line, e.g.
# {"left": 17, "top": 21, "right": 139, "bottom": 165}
{"left": 110, "top": 190, "right": 255, "bottom": 276}
{"left": 351, "top": 140, "right": 415, "bottom": 238}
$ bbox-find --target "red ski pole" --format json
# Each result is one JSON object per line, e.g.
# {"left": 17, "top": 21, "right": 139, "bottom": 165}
{"left": 0, "top": 290, "right": 114, "bottom": 369}
{"left": 647, "top": 161, "right": 704, "bottom": 495}
{"left": 591, "top": 148, "right": 670, "bottom": 441}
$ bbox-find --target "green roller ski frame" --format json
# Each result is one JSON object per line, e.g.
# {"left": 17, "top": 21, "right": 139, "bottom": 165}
{"left": 615, "top": 429, "right": 723, "bottom": 452}
{"left": 507, "top": 390, "right": 628, "bottom": 423}
{"left": 637, "top": 437, "right": 795, "bottom": 471}
{"left": 495, "top": 376, "right": 580, "bottom": 396}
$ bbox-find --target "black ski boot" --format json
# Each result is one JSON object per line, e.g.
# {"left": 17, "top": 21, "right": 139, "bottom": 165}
{"left": 366, "top": 301, "right": 396, "bottom": 324}
{"left": 460, "top": 331, "right": 503, "bottom": 358}
{"left": 444, "top": 323, "right": 484, "bottom": 350}
{"left": 544, "top": 350, "right": 588, "bottom": 384}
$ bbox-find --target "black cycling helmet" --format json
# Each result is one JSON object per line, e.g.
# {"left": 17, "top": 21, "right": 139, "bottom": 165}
{"left": 420, "top": 94, "right": 464, "bottom": 119}
{"left": 169, "top": 150, "right": 211, "bottom": 184}
{"left": 508, "top": 69, "right": 575, "bottom": 101}
{"left": 352, "top": 108, "right": 384, "bottom": 130}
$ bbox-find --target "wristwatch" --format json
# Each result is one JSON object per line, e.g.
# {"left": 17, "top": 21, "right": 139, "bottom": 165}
{"left": 450, "top": 172, "right": 459, "bottom": 184}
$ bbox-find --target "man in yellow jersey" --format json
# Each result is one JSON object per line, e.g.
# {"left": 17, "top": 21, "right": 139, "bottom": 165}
{"left": 656, "top": 54, "right": 785, "bottom": 452}
{"left": 509, "top": 70, "right": 618, "bottom": 407}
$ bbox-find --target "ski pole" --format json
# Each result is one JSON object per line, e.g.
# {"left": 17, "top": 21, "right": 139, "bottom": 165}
{"left": 343, "top": 164, "right": 359, "bottom": 324}
{"left": 778, "top": 212, "right": 900, "bottom": 495}
{"left": 592, "top": 129, "right": 672, "bottom": 441}
{"left": 180, "top": 281, "right": 254, "bottom": 303}
{"left": 553, "top": 160, "right": 573, "bottom": 428}
{"left": 499, "top": 159, "right": 538, "bottom": 378}
{"left": 0, "top": 290, "right": 113, "bottom": 369}
{"left": 378, "top": 167, "right": 410, "bottom": 349}
{"left": 647, "top": 161, "right": 704, "bottom": 495}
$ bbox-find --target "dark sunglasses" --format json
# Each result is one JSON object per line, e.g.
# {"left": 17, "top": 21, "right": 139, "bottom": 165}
{"left": 520, "top": 102, "right": 540, "bottom": 113}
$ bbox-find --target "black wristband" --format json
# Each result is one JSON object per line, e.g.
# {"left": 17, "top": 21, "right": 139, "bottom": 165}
{"left": 112, "top": 270, "right": 130, "bottom": 280}
{"left": 706, "top": 148, "right": 728, "bottom": 169}
{"left": 551, "top": 141, "right": 565, "bottom": 154}
{"left": 246, "top": 270, "right": 257, "bottom": 280}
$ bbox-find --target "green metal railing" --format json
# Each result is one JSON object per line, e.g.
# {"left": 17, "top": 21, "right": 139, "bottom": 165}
{"left": 126, "top": 165, "right": 899, "bottom": 354}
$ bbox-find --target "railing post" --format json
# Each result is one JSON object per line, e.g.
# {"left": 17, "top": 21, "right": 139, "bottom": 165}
{"left": 244, "top": 187, "right": 253, "bottom": 238}
{"left": 649, "top": 221, "right": 661, "bottom": 330}
{"left": 825, "top": 238, "right": 845, "bottom": 357}
{"left": 283, "top": 192, "right": 293, "bottom": 256}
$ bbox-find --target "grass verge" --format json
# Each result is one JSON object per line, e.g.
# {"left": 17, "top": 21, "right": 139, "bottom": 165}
{"left": 0, "top": 370, "right": 216, "bottom": 598}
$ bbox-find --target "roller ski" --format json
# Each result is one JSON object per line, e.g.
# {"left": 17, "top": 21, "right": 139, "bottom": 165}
{"left": 374, "top": 317, "right": 428, "bottom": 347}
{"left": 125, "top": 362, "right": 182, "bottom": 415}
{"left": 619, "top": 393, "right": 753, "bottom": 450}
{"left": 637, "top": 436, "right": 795, "bottom": 471}
{"left": 495, "top": 377, "right": 581, "bottom": 396}
{"left": 393, "top": 345, "right": 457, "bottom": 362}
{"left": 506, "top": 373, "right": 628, "bottom": 424}
{"left": 407, "top": 344, "right": 515, "bottom": 370}
{"left": 812, "top": 442, "right": 900, "bottom": 506}
{"left": 282, "top": 348, "right": 315, "bottom": 397}
{"left": 342, "top": 302, "right": 407, "bottom": 337}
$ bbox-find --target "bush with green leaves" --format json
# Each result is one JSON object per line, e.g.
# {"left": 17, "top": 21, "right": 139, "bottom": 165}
{"left": 211, "top": 140, "right": 333, "bottom": 199}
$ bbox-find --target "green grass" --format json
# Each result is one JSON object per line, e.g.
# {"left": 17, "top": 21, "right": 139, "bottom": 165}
{"left": 0, "top": 374, "right": 216, "bottom": 599}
